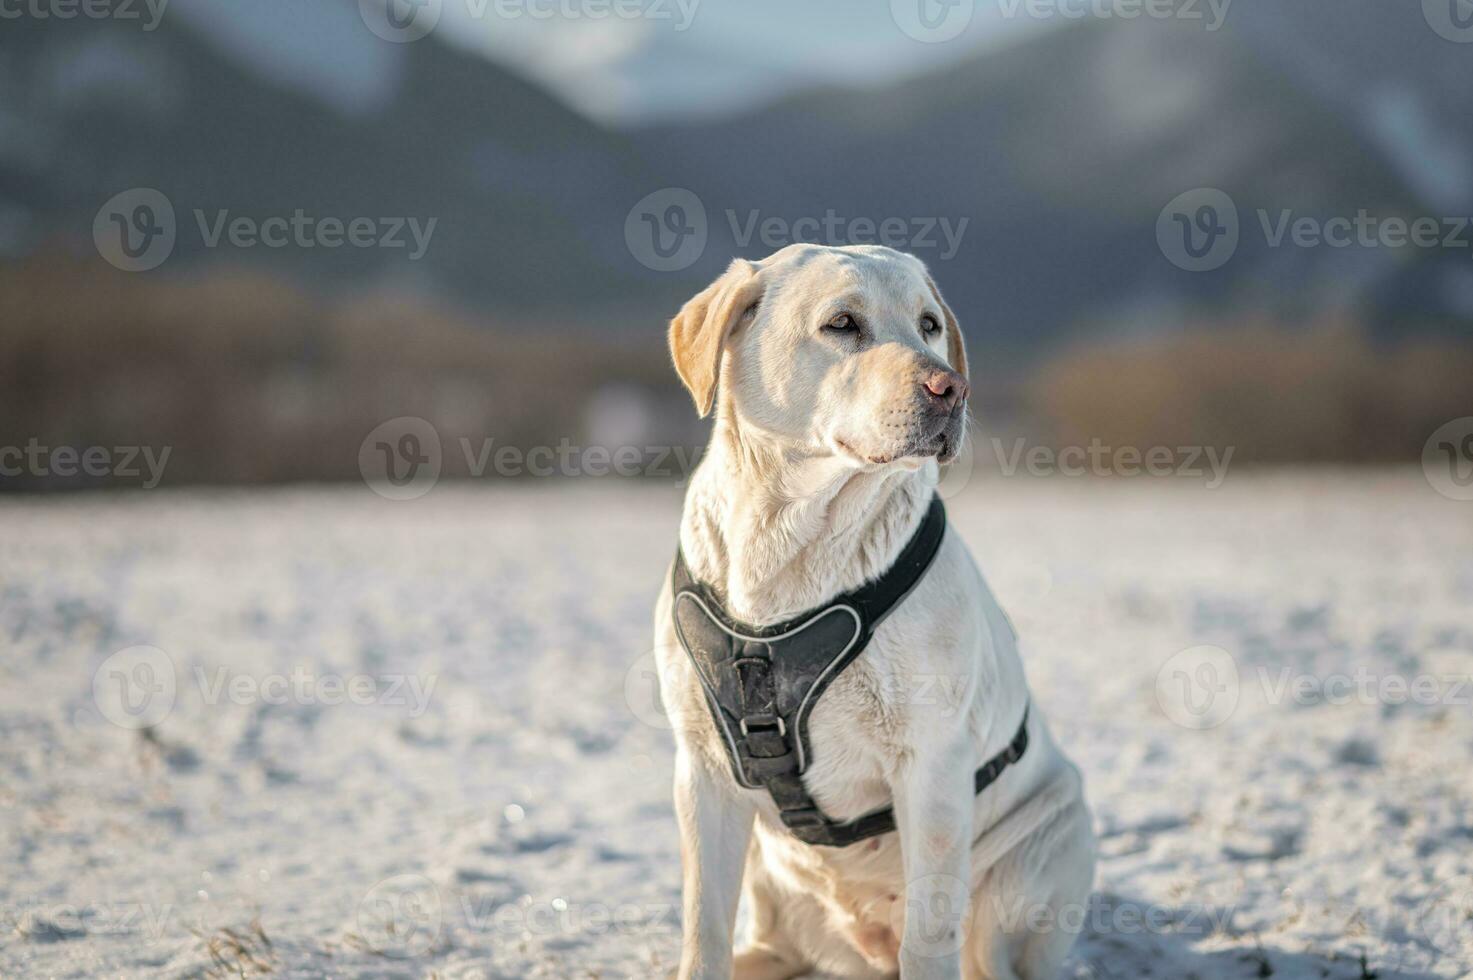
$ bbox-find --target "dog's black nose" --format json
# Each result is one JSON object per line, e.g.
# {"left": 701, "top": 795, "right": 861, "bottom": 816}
{"left": 922, "top": 369, "right": 967, "bottom": 412}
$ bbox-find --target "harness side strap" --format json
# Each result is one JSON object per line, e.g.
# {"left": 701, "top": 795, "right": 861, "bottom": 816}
{"left": 844, "top": 493, "right": 949, "bottom": 630}
{"left": 791, "top": 704, "right": 1031, "bottom": 848}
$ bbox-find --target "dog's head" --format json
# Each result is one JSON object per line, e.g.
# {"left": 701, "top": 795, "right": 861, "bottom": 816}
{"left": 669, "top": 244, "right": 968, "bottom": 466}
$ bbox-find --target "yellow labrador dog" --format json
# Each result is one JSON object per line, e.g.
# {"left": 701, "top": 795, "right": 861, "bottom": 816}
{"left": 653, "top": 244, "right": 1095, "bottom": 980}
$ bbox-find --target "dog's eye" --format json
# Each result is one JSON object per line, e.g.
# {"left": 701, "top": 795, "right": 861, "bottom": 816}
{"left": 825, "top": 313, "right": 858, "bottom": 333}
{"left": 921, "top": 314, "right": 942, "bottom": 338}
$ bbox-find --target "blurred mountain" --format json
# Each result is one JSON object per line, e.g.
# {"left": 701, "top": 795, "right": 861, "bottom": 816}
{"left": 0, "top": 2, "right": 656, "bottom": 316}
{"left": 2, "top": 0, "right": 1471, "bottom": 350}
{"left": 637, "top": 0, "right": 1473, "bottom": 352}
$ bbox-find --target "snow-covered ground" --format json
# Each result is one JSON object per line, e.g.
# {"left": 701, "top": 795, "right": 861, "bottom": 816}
{"left": 2, "top": 472, "right": 1471, "bottom": 979}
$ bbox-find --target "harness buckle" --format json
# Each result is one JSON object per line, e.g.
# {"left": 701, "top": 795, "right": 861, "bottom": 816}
{"left": 778, "top": 807, "right": 827, "bottom": 830}
{"left": 739, "top": 714, "right": 787, "bottom": 737}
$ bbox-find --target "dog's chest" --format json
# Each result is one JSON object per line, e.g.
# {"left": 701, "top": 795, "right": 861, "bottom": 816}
{"left": 787, "top": 628, "right": 945, "bottom": 817}
{"left": 668, "top": 510, "right": 996, "bottom": 832}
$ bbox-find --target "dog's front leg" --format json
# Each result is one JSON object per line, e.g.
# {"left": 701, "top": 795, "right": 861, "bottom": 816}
{"left": 893, "top": 738, "right": 977, "bottom": 979}
{"left": 674, "top": 745, "right": 757, "bottom": 980}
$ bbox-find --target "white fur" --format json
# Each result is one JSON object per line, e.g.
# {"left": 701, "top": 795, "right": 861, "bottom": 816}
{"left": 655, "top": 244, "right": 1096, "bottom": 980}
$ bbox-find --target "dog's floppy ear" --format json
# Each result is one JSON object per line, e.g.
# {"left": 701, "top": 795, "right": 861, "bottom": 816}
{"left": 668, "top": 258, "right": 764, "bottom": 417}
{"left": 926, "top": 273, "right": 968, "bottom": 381}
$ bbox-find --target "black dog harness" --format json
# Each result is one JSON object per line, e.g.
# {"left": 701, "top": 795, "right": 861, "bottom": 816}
{"left": 670, "top": 496, "right": 1030, "bottom": 847}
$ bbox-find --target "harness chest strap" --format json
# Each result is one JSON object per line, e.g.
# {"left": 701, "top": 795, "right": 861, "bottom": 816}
{"left": 669, "top": 495, "right": 1031, "bottom": 848}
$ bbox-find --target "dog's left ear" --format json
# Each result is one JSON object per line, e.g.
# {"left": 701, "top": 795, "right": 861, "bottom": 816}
{"left": 668, "top": 258, "right": 764, "bottom": 417}
{"left": 926, "top": 274, "right": 968, "bottom": 381}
